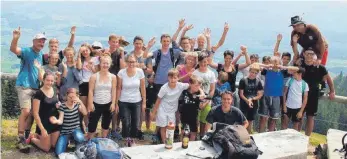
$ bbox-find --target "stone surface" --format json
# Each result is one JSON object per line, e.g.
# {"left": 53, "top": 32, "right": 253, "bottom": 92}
{"left": 327, "top": 129, "right": 347, "bottom": 159}
{"left": 121, "top": 129, "right": 309, "bottom": 159}
{"left": 254, "top": 129, "right": 309, "bottom": 159}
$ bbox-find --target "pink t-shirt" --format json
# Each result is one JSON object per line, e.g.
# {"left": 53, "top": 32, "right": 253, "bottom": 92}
{"left": 179, "top": 66, "right": 190, "bottom": 83}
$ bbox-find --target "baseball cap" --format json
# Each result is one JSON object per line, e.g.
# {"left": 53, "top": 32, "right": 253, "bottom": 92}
{"left": 92, "top": 41, "right": 103, "bottom": 49}
{"left": 33, "top": 33, "right": 47, "bottom": 40}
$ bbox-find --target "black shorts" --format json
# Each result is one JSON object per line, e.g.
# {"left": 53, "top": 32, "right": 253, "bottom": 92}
{"left": 305, "top": 91, "right": 319, "bottom": 116}
{"left": 79, "top": 82, "right": 89, "bottom": 97}
{"left": 240, "top": 100, "right": 259, "bottom": 121}
{"left": 36, "top": 122, "right": 61, "bottom": 135}
{"left": 181, "top": 120, "right": 198, "bottom": 133}
{"left": 88, "top": 102, "right": 112, "bottom": 133}
{"left": 285, "top": 107, "right": 302, "bottom": 122}
{"left": 181, "top": 111, "right": 198, "bottom": 132}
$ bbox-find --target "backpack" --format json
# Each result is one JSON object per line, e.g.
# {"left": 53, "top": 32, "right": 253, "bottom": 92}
{"left": 91, "top": 138, "right": 124, "bottom": 159}
{"left": 153, "top": 48, "right": 180, "bottom": 73}
{"left": 202, "top": 123, "right": 262, "bottom": 159}
{"left": 334, "top": 133, "right": 347, "bottom": 158}
{"left": 75, "top": 141, "right": 97, "bottom": 159}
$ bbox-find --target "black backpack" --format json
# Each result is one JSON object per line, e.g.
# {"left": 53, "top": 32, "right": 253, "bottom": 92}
{"left": 334, "top": 133, "right": 347, "bottom": 158}
{"left": 203, "top": 123, "right": 262, "bottom": 159}
{"left": 153, "top": 48, "right": 180, "bottom": 73}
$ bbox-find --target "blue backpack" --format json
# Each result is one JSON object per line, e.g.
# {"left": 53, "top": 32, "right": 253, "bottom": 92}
{"left": 91, "top": 138, "right": 124, "bottom": 159}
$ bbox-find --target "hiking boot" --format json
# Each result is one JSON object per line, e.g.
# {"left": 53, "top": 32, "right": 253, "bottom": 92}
{"left": 16, "top": 136, "right": 30, "bottom": 153}
{"left": 108, "top": 130, "right": 123, "bottom": 140}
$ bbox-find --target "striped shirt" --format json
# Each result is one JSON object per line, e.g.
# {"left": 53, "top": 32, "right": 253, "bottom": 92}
{"left": 58, "top": 103, "right": 80, "bottom": 135}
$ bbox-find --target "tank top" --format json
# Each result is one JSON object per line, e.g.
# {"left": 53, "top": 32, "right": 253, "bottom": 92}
{"left": 179, "top": 66, "right": 190, "bottom": 83}
{"left": 93, "top": 72, "right": 113, "bottom": 104}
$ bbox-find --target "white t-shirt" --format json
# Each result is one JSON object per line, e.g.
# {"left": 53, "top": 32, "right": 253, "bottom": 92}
{"left": 80, "top": 57, "right": 100, "bottom": 82}
{"left": 285, "top": 79, "right": 309, "bottom": 109}
{"left": 158, "top": 82, "right": 189, "bottom": 113}
{"left": 118, "top": 68, "right": 145, "bottom": 103}
{"left": 192, "top": 69, "right": 217, "bottom": 94}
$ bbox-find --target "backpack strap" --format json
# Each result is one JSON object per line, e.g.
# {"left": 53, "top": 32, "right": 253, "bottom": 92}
{"left": 153, "top": 49, "right": 162, "bottom": 73}
{"left": 169, "top": 48, "right": 179, "bottom": 68}
{"left": 301, "top": 81, "right": 306, "bottom": 94}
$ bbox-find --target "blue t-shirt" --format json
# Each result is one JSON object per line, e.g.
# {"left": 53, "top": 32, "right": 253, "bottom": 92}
{"left": 212, "top": 82, "right": 231, "bottom": 107}
{"left": 262, "top": 69, "right": 284, "bottom": 97}
{"left": 16, "top": 47, "right": 43, "bottom": 89}
{"left": 153, "top": 48, "right": 181, "bottom": 84}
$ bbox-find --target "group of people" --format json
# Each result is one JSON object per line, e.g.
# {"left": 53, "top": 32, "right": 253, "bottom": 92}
{"left": 11, "top": 16, "right": 335, "bottom": 156}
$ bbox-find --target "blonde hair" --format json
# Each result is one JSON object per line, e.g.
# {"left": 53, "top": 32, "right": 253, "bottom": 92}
{"left": 184, "top": 52, "right": 198, "bottom": 65}
{"left": 218, "top": 71, "right": 229, "bottom": 84}
{"left": 64, "top": 47, "right": 75, "bottom": 55}
{"left": 99, "top": 54, "right": 112, "bottom": 63}
{"left": 189, "top": 74, "right": 202, "bottom": 85}
{"left": 125, "top": 54, "right": 136, "bottom": 63}
{"left": 168, "top": 68, "right": 179, "bottom": 77}
{"left": 270, "top": 56, "right": 281, "bottom": 65}
{"left": 249, "top": 63, "right": 261, "bottom": 73}
{"left": 49, "top": 38, "right": 59, "bottom": 45}
{"left": 109, "top": 34, "right": 119, "bottom": 41}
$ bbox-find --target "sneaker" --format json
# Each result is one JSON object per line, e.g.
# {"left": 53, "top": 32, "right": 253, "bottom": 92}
{"left": 129, "top": 139, "right": 136, "bottom": 147}
{"left": 108, "top": 130, "right": 123, "bottom": 140}
{"left": 125, "top": 138, "right": 131, "bottom": 147}
{"left": 16, "top": 136, "right": 30, "bottom": 153}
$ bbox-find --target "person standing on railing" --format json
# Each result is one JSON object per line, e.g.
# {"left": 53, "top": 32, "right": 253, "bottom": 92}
{"left": 293, "top": 47, "right": 335, "bottom": 136}
{"left": 10, "top": 26, "right": 47, "bottom": 153}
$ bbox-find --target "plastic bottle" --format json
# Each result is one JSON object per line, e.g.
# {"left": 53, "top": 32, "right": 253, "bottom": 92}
{"left": 165, "top": 122, "right": 175, "bottom": 149}
{"left": 182, "top": 124, "right": 190, "bottom": 149}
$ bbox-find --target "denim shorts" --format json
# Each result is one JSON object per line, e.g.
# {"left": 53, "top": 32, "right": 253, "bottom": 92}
{"left": 258, "top": 96, "right": 281, "bottom": 119}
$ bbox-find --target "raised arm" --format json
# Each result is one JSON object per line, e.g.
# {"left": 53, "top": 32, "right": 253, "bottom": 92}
{"left": 10, "top": 27, "right": 22, "bottom": 56}
{"left": 274, "top": 34, "right": 282, "bottom": 56}
{"left": 212, "top": 22, "right": 229, "bottom": 52}
{"left": 238, "top": 46, "right": 251, "bottom": 70}
{"left": 204, "top": 28, "right": 212, "bottom": 51}
{"left": 207, "top": 56, "right": 218, "bottom": 69}
{"left": 172, "top": 19, "right": 185, "bottom": 43}
{"left": 178, "top": 24, "right": 194, "bottom": 45}
{"left": 143, "top": 37, "right": 156, "bottom": 58}
{"left": 67, "top": 26, "right": 76, "bottom": 47}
